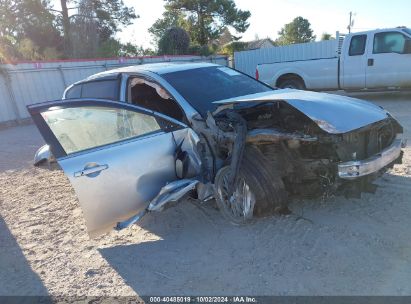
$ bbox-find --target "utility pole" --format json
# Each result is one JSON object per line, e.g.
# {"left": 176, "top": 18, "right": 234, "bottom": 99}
{"left": 347, "top": 11, "right": 355, "bottom": 33}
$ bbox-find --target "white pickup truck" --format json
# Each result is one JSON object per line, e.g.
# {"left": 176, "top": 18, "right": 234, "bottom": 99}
{"left": 256, "top": 28, "right": 411, "bottom": 91}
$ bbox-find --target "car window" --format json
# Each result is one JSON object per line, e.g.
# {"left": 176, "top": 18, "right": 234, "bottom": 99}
{"left": 65, "top": 85, "right": 82, "bottom": 99}
{"left": 81, "top": 80, "right": 119, "bottom": 100}
{"left": 162, "top": 66, "right": 272, "bottom": 116}
{"left": 349, "top": 35, "right": 367, "bottom": 56}
{"left": 41, "top": 106, "right": 161, "bottom": 154}
{"left": 373, "top": 32, "right": 406, "bottom": 54}
{"left": 127, "top": 77, "right": 185, "bottom": 122}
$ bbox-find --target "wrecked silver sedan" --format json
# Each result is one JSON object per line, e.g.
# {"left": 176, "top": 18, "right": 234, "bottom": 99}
{"left": 28, "top": 63, "right": 405, "bottom": 237}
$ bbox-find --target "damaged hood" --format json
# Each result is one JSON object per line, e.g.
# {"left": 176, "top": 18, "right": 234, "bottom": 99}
{"left": 213, "top": 89, "right": 390, "bottom": 134}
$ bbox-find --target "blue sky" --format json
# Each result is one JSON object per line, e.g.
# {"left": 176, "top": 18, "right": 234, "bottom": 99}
{"left": 53, "top": 0, "right": 410, "bottom": 48}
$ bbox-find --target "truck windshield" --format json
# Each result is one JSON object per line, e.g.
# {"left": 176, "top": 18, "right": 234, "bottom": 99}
{"left": 403, "top": 28, "right": 411, "bottom": 37}
{"left": 162, "top": 66, "right": 273, "bottom": 116}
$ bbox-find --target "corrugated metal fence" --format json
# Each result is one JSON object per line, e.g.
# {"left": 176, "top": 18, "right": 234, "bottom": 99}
{"left": 0, "top": 55, "right": 228, "bottom": 124}
{"left": 234, "top": 40, "right": 339, "bottom": 76}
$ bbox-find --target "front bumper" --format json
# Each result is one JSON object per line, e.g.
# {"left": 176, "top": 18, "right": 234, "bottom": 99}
{"left": 338, "top": 138, "right": 405, "bottom": 180}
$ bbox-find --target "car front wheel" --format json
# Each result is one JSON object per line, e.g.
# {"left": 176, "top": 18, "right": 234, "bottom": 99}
{"left": 214, "top": 146, "right": 289, "bottom": 225}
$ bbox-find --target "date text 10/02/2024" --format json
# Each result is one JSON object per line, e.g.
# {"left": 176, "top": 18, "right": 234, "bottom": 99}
{"left": 148, "top": 296, "right": 257, "bottom": 303}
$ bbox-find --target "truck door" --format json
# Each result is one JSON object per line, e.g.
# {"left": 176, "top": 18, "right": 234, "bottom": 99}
{"left": 341, "top": 34, "right": 367, "bottom": 89}
{"left": 366, "top": 31, "right": 411, "bottom": 88}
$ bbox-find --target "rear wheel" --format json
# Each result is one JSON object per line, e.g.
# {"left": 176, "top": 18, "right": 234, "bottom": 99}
{"left": 278, "top": 77, "right": 305, "bottom": 90}
{"left": 214, "top": 145, "right": 289, "bottom": 225}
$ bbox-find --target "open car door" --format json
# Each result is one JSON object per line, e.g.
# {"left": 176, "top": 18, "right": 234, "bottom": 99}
{"left": 28, "top": 99, "right": 197, "bottom": 237}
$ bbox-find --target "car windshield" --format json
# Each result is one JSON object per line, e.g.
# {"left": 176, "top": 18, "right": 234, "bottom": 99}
{"left": 162, "top": 66, "right": 273, "bottom": 116}
{"left": 403, "top": 28, "right": 411, "bottom": 37}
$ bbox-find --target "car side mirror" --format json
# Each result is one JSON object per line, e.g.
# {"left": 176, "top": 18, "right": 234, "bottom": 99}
{"left": 404, "top": 40, "right": 411, "bottom": 54}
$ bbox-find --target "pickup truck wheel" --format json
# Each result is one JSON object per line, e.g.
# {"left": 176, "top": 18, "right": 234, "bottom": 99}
{"left": 214, "top": 146, "right": 289, "bottom": 225}
{"left": 278, "top": 78, "right": 305, "bottom": 90}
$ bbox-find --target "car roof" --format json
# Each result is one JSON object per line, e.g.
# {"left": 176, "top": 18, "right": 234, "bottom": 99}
{"left": 83, "top": 62, "right": 220, "bottom": 82}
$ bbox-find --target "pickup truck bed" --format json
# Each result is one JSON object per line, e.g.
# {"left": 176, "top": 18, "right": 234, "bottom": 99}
{"left": 255, "top": 27, "right": 411, "bottom": 91}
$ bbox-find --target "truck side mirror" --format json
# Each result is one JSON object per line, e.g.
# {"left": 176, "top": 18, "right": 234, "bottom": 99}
{"left": 404, "top": 40, "right": 411, "bottom": 54}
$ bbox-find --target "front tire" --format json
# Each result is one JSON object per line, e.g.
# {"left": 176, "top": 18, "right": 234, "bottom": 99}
{"left": 214, "top": 146, "right": 289, "bottom": 224}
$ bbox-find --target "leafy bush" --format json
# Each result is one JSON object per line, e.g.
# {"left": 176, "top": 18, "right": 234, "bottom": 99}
{"left": 158, "top": 27, "right": 190, "bottom": 55}
{"left": 188, "top": 44, "right": 218, "bottom": 56}
{"left": 220, "top": 41, "right": 248, "bottom": 56}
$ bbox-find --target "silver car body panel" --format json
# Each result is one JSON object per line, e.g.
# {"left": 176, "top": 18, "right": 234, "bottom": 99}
{"left": 81, "top": 62, "right": 219, "bottom": 81}
{"left": 213, "top": 89, "right": 390, "bottom": 134}
{"left": 58, "top": 127, "right": 194, "bottom": 237}
{"left": 116, "top": 179, "right": 200, "bottom": 230}
{"left": 338, "top": 138, "right": 403, "bottom": 179}
{"left": 172, "top": 128, "right": 202, "bottom": 177}
{"left": 148, "top": 179, "right": 199, "bottom": 211}
{"left": 34, "top": 144, "right": 53, "bottom": 165}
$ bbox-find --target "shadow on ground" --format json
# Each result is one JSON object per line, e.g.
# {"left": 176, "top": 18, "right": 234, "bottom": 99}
{"left": 0, "top": 216, "right": 48, "bottom": 295}
{"left": 99, "top": 172, "right": 411, "bottom": 296}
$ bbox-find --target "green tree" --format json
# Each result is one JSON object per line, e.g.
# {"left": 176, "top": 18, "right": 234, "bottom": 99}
{"left": 215, "top": 27, "right": 238, "bottom": 47}
{"left": 95, "top": 38, "right": 122, "bottom": 57}
{"left": 120, "top": 43, "right": 156, "bottom": 57}
{"left": 158, "top": 27, "right": 190, "bottom": 55}
{"left": 220, "top": 41, "right": 247, "bottom": 56}
{"left": 0, "top": 36, "right": 20, "bottom": 62}
{"left": 0, "top": 0, "right": 140, "bottom": 61}
{"left": 0, "top": 0, "right": 62, "bottom": 62}
{"left": 95, "top": 39, "right": 155, "bottom": 58}
{"left": 148, "top": 9, "right": 187, "bottom": 44}
{"left": 276, "top": 16, "right": 316, "bottom": 46}
{"left": 150, "top": 0, "right": 251, "bottom": 47}
{"left": 321, "top": 32, "right": 334, "bottom": 41}
{"left": 52, "top": 0, "right": 138, "bottom": 57}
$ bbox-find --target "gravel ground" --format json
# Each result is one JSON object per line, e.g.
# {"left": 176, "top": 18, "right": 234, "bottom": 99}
{"left": 1, "top": 93, "right": 411, "bottom": 296}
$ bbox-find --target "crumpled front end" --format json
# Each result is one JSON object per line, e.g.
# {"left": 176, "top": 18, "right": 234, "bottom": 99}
{"left": 334, "top": 118, "right": 405, "bottom": 180}
{"left": 211, "top": 94, "right": 404, "bottom": 199}
{"left": 338, "top": 137, "right": 404, "bottom": 180}
{"left": 116, "top": 90, "right": 406, "bottom": 230}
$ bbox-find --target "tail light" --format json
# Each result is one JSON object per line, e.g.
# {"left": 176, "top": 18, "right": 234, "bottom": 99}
{"left": 255, "top": 68, "right": 259, "bottom": 80}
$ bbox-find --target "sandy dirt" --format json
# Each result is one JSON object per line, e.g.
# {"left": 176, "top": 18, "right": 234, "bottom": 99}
{"left": 1, "top": 93, "right": 411, "bottom": 296}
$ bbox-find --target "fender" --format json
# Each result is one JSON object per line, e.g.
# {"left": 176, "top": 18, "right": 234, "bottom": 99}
{"left": 271, "top": 66, "right": 311, "bottom": 88}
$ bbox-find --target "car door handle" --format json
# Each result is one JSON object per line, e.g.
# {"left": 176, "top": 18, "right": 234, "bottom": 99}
{"left": 368, "top": 58, "right": 374, "bottom": 66}
{"left": 74, "top": 164, "right": 108, "bottom": 178}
